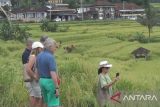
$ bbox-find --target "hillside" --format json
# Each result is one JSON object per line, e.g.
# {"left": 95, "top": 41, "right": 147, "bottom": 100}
{"left": 0, "top": 20, "right": 160, "bottom": 107}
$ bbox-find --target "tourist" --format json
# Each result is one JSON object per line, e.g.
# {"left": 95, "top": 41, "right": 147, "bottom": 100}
{"left": 37, "top": 38, "right": 60, "bottom": 107}
{"left": 97, "top": 60, "right": 119, "bottom": 107}
{"left": 27, "top": 41, "right": 44, "bottom": 107}
{"left": 22, "top": 38, "right": 34, "bottom": 107}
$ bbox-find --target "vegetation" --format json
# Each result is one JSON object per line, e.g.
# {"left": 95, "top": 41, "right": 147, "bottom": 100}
{"left": 137, "top": 0, "right": 159, "bottom": 42}
{"left": 0, "top": 20, "right": 160, "bottom": 107}
{"left": 0, "top": 21, "right": 31, "bottom": 42}
{"left": 11, "top": 0, "right": 47, "bottom": 8}
{"left": 40, "top": 19, "right": 70, "bottom": 32}
{"left": 151, "top": 3, "right": 160, "bottom": 8}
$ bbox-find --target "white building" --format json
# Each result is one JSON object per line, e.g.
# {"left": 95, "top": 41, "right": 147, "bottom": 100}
{"left": 115, "top": 3, "right": 145, "bottom": 20}
{"left": 0, "top": 0, "right": 11, "bottom": 6}
{"left": 11, "top": 7, "right": 48, "bottom": 22}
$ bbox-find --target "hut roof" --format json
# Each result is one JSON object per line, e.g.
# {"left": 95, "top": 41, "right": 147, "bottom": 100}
{"left": 115, "top": 3, "right": 143, "bottom": 11}
{"left": 131, "top": 47, "right": 150, "bottom": 55}
{"left": 94, "top": 0, "right": 115, "bottom": 6}
{"left": 12, "top": 7, "right": 49, "bottom": 13}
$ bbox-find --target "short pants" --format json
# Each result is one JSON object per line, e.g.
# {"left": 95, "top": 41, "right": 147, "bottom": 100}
{"left": 39, "top": 78, "right": 60, "bottom": 107}
{"left": 25, "top": 80, "right": 42, "bottom": 98}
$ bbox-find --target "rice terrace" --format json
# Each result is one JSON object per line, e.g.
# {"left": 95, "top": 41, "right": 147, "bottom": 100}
{"left": 0, "top": 20, "right": 160, "bottom": 107}
{"left": 0, "top": 0, "right": 160, "bottom": 107}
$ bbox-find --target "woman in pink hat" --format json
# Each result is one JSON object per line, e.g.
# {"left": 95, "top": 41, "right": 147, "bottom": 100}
{"left": 97, "top": 60, "right": 119, "bottom": 107}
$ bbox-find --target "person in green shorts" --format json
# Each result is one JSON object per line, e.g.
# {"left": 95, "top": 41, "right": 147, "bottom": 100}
{"left": 97, "top": 60, "right": 119, "bottom": 107}
{"left": 36, "top": 38, "right": 60, "bottom": 107}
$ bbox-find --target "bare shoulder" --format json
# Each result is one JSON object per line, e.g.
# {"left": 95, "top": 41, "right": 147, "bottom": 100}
{"left": 29, "top": 55, "right": 36, "bottom": 61}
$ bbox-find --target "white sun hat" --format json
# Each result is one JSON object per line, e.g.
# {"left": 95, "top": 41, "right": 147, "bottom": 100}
{"left": 32, "top": 41, "right": 44, "bottom": 49}
{"left": 99, "top": 60, "right": 112, "bottom": 68}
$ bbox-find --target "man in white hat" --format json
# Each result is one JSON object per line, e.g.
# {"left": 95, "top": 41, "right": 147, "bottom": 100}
{"left": 97, "top": 60, "right": 119, "bottom": 107}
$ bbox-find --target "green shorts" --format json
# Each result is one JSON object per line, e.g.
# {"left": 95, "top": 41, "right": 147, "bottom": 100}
{"left": 39, "top": 78, "right": 60, "bottom": 107}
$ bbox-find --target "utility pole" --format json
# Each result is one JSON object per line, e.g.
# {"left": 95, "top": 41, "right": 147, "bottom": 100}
{"left": 49, "top": 1, "right": 52, "bottom": 21}
{"left": 81, "top": 0, "right": 83, "bottom": 21}
{"left": 0, "top": 3, "right": 12, "bottom": 27}
{"left": 122, "top": 0, "right": 125, "bottom": 19}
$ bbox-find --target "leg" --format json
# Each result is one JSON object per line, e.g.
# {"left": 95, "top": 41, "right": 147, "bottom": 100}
{"left": 39, "top": 78, "right": 48, "bottom": 107}
{"left": 29, "top": 96, "right": 36, "bottom": 107}
{"left": 34, "top": 97, "right": 43, "bottom": 107}
{"left": 43, "top": 103, "right": 47, "bottom": 107}
{"left": 25, "top": 82, "right": 36, "bottom": 107}
{"left": 46, "top": 80, "right": 60, "bottom": 107}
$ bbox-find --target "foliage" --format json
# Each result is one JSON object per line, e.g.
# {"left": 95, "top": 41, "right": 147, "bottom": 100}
{"left": 40, "top": 19, "right": 49, "bottom": 31}
{"left": 40, "top": 19, "right": 70, "bottom": 32}
{"left": 11, "top": 0, "right": 48, "bottom": 8}
{"left": 1, "top": 20, "right": 160, "bottom": 107}
{"left": 137, "top": 0, "right": 159, "bottom": 42}
{"left": 40, "top": 19, "right": 58, "bottom": 32}
{"left": 128, "top": 32, "right": 148, "bottom": 43}
{"left": 47, "top": 23, "right": 58, "bottom": 32}
{"left": 0, "top": 21, "right": 31, "bottom": 42}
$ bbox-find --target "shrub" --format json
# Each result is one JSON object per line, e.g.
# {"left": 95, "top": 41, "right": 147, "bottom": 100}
{"left": 128, "top": 32, "right": 148, "bottom": 43}
{"left": 40, "top": 19, "right": 64, "bottom": 32}
{"left": 47, "top": 23, "right": 58, "bottom": 32}
{"left": 40, "top": 21, "right": 70, "bottom": 32}
{"left": 40, "top": 19, "right": 49, "bottom": 31}
{"left": 0, "top": 21, "right": 31, "bottom": 42}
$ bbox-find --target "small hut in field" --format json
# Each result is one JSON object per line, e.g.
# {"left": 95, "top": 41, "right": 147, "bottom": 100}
{"left": 131, "top": 47, "right": 150, "bottom": 60}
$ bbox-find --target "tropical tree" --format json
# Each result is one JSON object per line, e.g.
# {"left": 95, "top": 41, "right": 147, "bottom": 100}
{"left": 0, "top": 5, "right": 31, "bottom": 42}
{"left": 137, "top": 0, "right": 158, "bottom": 42}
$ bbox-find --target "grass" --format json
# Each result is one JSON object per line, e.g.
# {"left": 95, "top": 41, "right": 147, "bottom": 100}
{"left": 0, "top": 20, "right": 160, "bottom": 107}
{"left": 151, "top": 3, "right": 160, "bottom": 8}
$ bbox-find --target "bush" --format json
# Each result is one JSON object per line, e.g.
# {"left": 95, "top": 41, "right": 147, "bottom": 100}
{"left": 40, "top": 19, "right": 49, "bottom": 31}
{"left": 0, "top": 20, "right": 31, "bottom": 42}
{"left": 40, "top": 19, "right": 58, "bottom": 32}
{"left": 128, "top": 32, "right": 148, "bottom": 43}
{"left": 47, "top": 23, "right": 58, "bottom": 32}
{"left": 40, "top": 19, "right": 69, "bottom": 32}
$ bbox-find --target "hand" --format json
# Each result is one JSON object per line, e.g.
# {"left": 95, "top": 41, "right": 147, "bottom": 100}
{"left": 57, "top": 78, "right": 61, "bottom": 86}
{"left": 114, "top": 76, "right": 120, "bottom": 82}
{"left": 55, "top": 89, "right": 59, "bottom": 98}
{"left": 33, "top": 74, "right": 39, "bottom": 81}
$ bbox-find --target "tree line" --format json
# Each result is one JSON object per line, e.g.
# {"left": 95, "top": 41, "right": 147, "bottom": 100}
{"left": 11, "top": 0, "right": 48, "bottom": 8}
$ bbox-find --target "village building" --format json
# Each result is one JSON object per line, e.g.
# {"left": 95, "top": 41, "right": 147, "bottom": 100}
{"left": 77, "top": 0, "right": 144, "bottom": 20}
{"left": 10, "top": 0, "right": 76, "bottom": 22}
{"left": 1, "top": 0, "right": 145, "bottom": 21}
{"left": 47, "top": 0, "right": 76, "bottom": 21}
{"left": 77, "top": 0, "right": 115, "bottom": 20}
{"left": 0, "top": 0, "right": 11, "bottom": 6}
{"left": 11, "top": 7, "right": 48, "bottom": 22}
{"left": 115, "top": 3, "right": 145, "bottom": 20}
{"left": 93, "top": 0, "right": 115, "bottom": 20}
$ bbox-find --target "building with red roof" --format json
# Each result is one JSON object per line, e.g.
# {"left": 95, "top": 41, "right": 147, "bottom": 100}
{"left": 77, "top": 0, "right": 144, "bottom": 20}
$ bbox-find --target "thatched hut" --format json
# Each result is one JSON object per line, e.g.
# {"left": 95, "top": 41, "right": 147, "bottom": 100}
{"left": 131, "top": 47, "right": 150, "bottom": 60}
